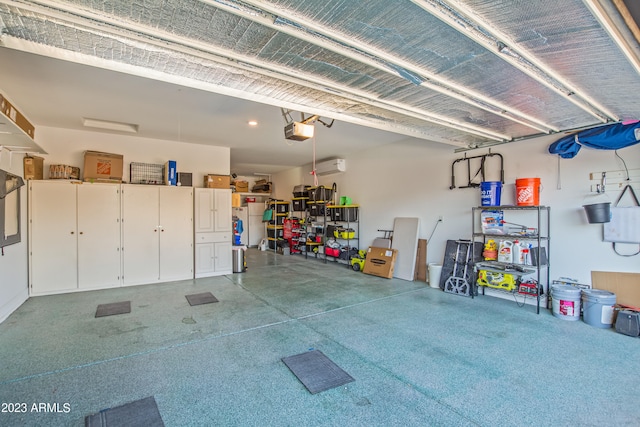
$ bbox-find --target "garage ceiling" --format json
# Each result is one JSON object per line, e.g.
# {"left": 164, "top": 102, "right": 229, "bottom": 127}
{"left": 1, "top": 0, "right": 640, "bottom": 174}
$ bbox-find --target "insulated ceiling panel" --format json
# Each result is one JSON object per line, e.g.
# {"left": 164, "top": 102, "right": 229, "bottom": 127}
{"left": 261, "top": 0, "right": 616, "bottom": 129}
{"left": 1, "top": 0, "right": 640, "bottom": 153}
{"left": 468, "top": 0, "right": 640, "bottom": 122}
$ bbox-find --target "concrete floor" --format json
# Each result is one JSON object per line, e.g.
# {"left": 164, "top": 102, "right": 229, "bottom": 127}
{"left": 0, "top": 249, "right": 638, "bottom": 426}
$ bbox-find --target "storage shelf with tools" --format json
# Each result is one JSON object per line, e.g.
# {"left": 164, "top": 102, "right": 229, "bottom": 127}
{"left": 325, "top": 204, "right": 360, "bottom": 266}
{"left": 267, "top": 200, "right": 290, "bottom": 252}
{"left": 288, "top": 194, "right": 308, "bottom": 255}
{"left": 471, "top": 205, "right": 550, "bottom": 314}
{"left": 286, "top": 218, "right": 304, "bottom": 255}
{"left": 302, "top": 199, "right": 325, "bottom": 260}
{"left": 303, "top": 185, "right": 333, "bottom": 262}
{"left": 474, "top": 261, "right": 536, "bottom": 276}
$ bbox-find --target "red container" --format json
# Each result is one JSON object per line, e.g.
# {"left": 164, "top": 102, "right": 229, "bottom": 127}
{"left": 326, "top": 248, "right": 340, "bottom": 257}
{"left": 515, "top": 178, "right": 541, "bottom": 206}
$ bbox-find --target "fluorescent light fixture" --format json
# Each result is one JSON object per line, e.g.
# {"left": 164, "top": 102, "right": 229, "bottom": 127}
{"left": 82, "top": 117, "right": 139, "bottom": 133}
{"left": 248, "top": 120, "right": 258, "bottom": 126}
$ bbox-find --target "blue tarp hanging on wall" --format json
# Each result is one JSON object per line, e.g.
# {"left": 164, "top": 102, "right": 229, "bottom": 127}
{"left": 548, "top": 121, "right": 640, "bottom": 158}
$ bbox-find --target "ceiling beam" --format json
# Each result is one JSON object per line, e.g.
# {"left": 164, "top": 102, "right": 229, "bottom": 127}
{"left": 410, "top": 0, "right": 619, "bottom": 124}
{"left": 584, "top": 0, "right": 640, "bottom": 76}
{"left": 205, "top": 0, "right": 558, "bottom": 134}
{"left": 1, "top": 33, "right": 473, "bottom": 148}
{"left": 2, "top": 0, "right": 508, "bottom": 143}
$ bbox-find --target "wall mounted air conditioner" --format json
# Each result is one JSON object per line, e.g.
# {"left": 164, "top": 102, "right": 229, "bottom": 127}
{"left": 315, "top": 158, "right": 346, "bottom": 176}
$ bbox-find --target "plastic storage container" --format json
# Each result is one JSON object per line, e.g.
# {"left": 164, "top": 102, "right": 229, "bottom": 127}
{"left": 583, "top": 202, "right": 611, "bottom": 223}
{"left": 428, "top": 264, "right": 442, "bottom": 289}
{"left": 582, "top": 289, "right": 616, "bottom": 328}
{"left": 515, "top": 178, "right": 541, "bottom": 206}
{"left": 551, "top": 285, "right": 581, "bottom": 321}
{"left": 292, "top": 198, "right": 308, "bottom": 211}
{"left": 480, "top": 181, "right": 502, "bottom": 206}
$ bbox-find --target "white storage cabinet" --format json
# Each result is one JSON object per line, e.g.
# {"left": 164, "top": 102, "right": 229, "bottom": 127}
{"left": 122, "top": 185, "right": 194, "bottom": 286}
{"left": 29, "top": 181, "right": 122, "bottom": 295}
{"left": 194, "top": 188, "right": 232, "bottom": 277}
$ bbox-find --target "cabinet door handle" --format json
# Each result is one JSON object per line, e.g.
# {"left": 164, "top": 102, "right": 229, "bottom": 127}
{"left": 79, "top": 232, "right": 84, "bottom": 235}
{"left": 70, "top": 231, "right": 75, "bottom": 235}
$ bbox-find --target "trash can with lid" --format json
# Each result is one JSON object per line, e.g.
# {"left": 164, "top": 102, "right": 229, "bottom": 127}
{"left": 232, "top": 246, "right": 246, "bottom": 273}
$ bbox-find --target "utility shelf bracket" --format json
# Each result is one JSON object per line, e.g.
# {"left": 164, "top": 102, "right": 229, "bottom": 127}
{"left": 450, "top": 151, "right": 504, "bottom": 189}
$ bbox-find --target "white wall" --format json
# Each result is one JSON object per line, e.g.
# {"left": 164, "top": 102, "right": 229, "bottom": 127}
{"left": 3, "top": 125, "right": 637, "bottom": 321}
{"left": 272, "top": 167, "right": 306, "bottom": 198}
{"left": 273, "top": 136, "right": 639, "bottom": 286}
{"left": 0, "top": 126, "right": 230, "bottom": 323}
{"left": 37, "top": 126, "right": 230, "bottom": 182}
{"left": 0, "top": 152, "right": 29, "bottom": 323}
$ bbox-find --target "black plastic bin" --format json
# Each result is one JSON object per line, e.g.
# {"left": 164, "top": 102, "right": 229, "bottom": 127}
{"left": 292, "top": 198, "right": 308, "bottom": 211}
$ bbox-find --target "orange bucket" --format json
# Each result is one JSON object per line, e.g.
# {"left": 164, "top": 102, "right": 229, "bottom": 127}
{"left": 515, "top": 178, "right": 541, "bottom": 206}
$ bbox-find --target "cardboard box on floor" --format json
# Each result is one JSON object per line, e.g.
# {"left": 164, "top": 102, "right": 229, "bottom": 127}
{"left": 363, "top": 247, "right": 398, "bottom": 279}
{"left": 592, "top": 271, "right": 640, "bottom": 308}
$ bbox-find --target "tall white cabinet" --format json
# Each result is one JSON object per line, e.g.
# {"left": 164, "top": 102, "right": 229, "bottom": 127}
{"left": 194, "top": 188, "right": 232, "bottom": 277}
{"left": 29, "top": 181, "right": 121, "bottom": 295}
{"left": 122, "top": 185, "right": 194, "bottom": 286}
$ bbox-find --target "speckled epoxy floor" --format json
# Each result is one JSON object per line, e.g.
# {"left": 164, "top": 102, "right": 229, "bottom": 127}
{"left": 1, "top": 249, "right": 638, "bottom": 426}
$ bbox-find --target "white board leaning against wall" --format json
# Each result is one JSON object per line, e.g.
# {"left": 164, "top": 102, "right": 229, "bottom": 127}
{"left": 391, "top": 217, "right": 420, "bottom": 281}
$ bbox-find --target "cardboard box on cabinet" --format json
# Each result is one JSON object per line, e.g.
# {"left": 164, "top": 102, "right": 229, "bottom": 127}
{"left": 83, "top": 151, "right": 123, "bottom": 182}
{"left": 49, "top": 164, "right": 80, "bottom": 180}
{"left": 23, "top": 156, "right": 44, "bottom": 180}
{"left": 204, "top": 174, "right": 230, "bottom": 189}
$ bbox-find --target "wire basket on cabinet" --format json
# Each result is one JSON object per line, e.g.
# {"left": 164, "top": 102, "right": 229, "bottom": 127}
{"left": 130, "top": 162, "right": 163, "bottom": 184}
